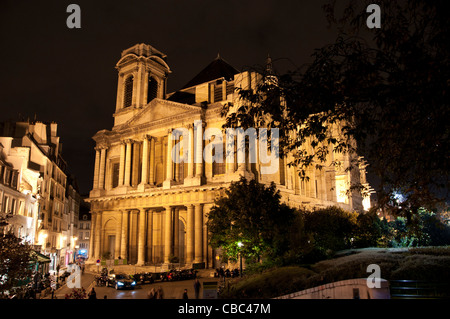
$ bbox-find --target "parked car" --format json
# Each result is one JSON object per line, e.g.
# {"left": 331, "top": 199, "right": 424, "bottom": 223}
{"left": 133, "top": 272, "right": 155, "bottom": 284}
{"left": 107, "top": 273, "right": 136, "bottom": 290}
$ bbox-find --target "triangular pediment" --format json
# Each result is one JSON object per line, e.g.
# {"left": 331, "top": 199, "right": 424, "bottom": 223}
{"left": 126, "top": 98, "right": 201, "bottom": 127}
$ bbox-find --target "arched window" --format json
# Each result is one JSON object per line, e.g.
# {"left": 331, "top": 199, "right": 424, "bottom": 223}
{"left": 123, "top": 76, "right": 134, "bottom": 108}
{"left": 147, "top": 77, "right": 158, "bottom": 103}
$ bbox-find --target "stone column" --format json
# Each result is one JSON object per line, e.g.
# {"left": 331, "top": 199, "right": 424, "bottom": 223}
{"left": 124, "top": 140, "right": 132, "bottom": 186}
{"left": 195, "top": 121, "right": 203, "bottom": 178}
{"left": 118, "top": 142, "right": 126, "bottom": 186}
{"left": 132, "top": 70, "right": 138, "bottom": 107}
{"left": 174, "top": 134, "right": 180, "bottom": 181}
{"left": 167, "top": 129, "right": 173, "bottom": 179}
{"left": 149, "top": 137, "right": 155, "bottom": 185}
{"left": 131, "top": 142, "right": 140, "bottom": 186}
{"left": 98, "top": 147, "right": 107, "bottom": 189}
{"left": 186, "top": 204, "right": 195, "bottom": 264}
{"left": 174, "top": 207, "right": 180, "bottom": 258}
{"left": 115, "top": 73, "right": 124, "bottom": 111}
{"left": 120, "top": 211, "right": 129, "bottom": 261}
{"left": 88, "top": 212, "right": 96, "bottom": 261}
{"left": 93, "top": 147, "right": 101, "bottom": 189}
{"left": 114, "top": 211, "right": 123, "bottom": 259}
{"left": 187, "top": 124, "right": 195, "bottom": 178}
{"left": 236, "top": 130, "right": 247, "bottom": 173}
{"left": 194, "top": 204, "right": 203, "bottom": 263}
{"left": 163, "top": 206, "right": 173, "bottom": 263}
{"left": 141, "top": 135, "right": 150, "bottom": 185}
{"left": 163, "top": 130, "right": 173, "bottom": 189}
{"left": 143, "top": 69, "right": 149, "bottom": 105}
{"left": 94, "top": 211, "right": 102, "bottom": 260}
{"left": 135, "top": 63, "right": 143, "bottom": 107}
{"left": 147, "top": 210, "right": 153, "bottom": 263}
{"left": 203, "top": 204, "right": 213, "bottom": 268}
{"left": 225, "top": 135, "right": 235, "bottom": 174}
{"left": 137, "top": 208, "right": 146, "bottom": 265}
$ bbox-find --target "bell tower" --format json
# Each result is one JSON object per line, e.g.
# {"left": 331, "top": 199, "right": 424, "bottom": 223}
{"left": 113, "top": 43, "right": 171, "bottom": 127}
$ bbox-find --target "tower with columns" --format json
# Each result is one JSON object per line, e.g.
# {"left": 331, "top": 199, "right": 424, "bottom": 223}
{"left": 86, "top": 43, "right": 371, "bottom": 268}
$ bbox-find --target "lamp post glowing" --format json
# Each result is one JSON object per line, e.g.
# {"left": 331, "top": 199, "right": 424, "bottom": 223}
{"left": 237, "top": 241, "right": 243, "bottom": 277}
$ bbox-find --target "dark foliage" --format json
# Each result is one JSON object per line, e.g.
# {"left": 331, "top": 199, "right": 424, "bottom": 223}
{"left": 222, "top": 0, "right": 449, "bottom": 219}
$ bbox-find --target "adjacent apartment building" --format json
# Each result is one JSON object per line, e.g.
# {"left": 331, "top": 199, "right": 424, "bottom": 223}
{"left": 0, "top": 120, "right": 82, "bottom": 271}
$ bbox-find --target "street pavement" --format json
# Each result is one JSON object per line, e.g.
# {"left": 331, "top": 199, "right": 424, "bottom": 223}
{"left": 48, "top": 270, "right": 220, "bottom": 299}
{"left": 46, "top": 272, "right": 96, "bottom": 299}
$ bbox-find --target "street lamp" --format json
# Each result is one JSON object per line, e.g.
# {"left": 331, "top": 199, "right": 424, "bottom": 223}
{"left": 237, "top": 241, "right": 243, "bottom": 277}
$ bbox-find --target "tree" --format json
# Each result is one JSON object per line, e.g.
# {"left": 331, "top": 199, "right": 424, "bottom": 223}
{"left": 223, "top": 0, "right": 449, "bottom": 220}
{"left": 302, "top": 206, "right": 358, "bottom": 254}
{"left": 207, "top": 177, "right": 296, "bottom": 263}
{"left": 0, "top": 232, "right": 37, "bottom": 294}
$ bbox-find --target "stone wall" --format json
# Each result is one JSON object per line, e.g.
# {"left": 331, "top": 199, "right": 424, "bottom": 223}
{"left": 275, "top": 278, "right": 390, "bottom": 299}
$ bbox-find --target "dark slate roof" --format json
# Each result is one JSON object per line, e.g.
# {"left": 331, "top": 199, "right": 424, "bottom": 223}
{"left": 181, "top": 55, "right": 239, "bottom": 89}
{"left": 167, "top": 91, "right": 196, "bottom": 104}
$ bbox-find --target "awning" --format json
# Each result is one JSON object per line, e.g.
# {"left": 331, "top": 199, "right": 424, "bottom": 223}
{"left": 32, "top": 250, "right": 51, "bottom": 264}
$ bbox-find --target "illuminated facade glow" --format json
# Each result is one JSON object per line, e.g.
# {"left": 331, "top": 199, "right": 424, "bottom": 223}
{"left": 87, "top": 43, "right": 372, "bottom": 268}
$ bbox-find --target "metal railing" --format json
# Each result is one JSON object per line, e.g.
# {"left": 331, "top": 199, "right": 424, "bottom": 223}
{"left": 390, "top": 280, "right": 450, "bottom": 299}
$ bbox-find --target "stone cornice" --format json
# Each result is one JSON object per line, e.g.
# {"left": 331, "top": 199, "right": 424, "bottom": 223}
{"left": 87, "top": 183, "right": 225, "bottom": 202}
{"left": 87, "top": 184, "right": 225, "bottom": 210}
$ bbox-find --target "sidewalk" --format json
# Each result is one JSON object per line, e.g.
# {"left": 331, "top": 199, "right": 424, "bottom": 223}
{"left": 44, "top": 272, "right": 96, "bottom": 299}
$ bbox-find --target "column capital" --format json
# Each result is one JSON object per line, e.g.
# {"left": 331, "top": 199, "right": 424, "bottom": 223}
{"left": 123, "top": 138, "right": 134, "bottom": 144}
{"left": 142, "top": 134, "right": 153, "bottom": 141}
{"left": 95, "top": 145, "right": 108, "bottom": 151}
{"left": 194, "top": 119, "right": 206, "bottom": 127}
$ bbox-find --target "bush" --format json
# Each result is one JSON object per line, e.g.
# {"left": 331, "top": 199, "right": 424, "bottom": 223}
{"left": 219, "top": 266, "right": 316, "bottom": 299}
{"left": 221, "top": 247, "right": 450, "bottom": 298}
{"left": 390, "top": 254, "right": 450, "bottom": 282}
{"left": 387, "top": 210, "right": 450, "bottom": 247}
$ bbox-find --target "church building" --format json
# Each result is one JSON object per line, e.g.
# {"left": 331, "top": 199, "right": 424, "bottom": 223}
{"left": 86, "top": 43, "right": 371, "bottom": 268}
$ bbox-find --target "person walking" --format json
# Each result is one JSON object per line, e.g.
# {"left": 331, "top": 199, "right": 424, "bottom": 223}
{"left": 147, "top": 287, "right": 156, "bottom": 299}
{"left": 88, "top": 287, "right": 97, "bottom": 299}
{"left": 194, "top": 278, "right": 201, "bottom": 299}
{"left": 156, "top": 286, "right": 164, "bottom": 299}
{"left": 183, "top": 289, "right": 189, "bottom": 299}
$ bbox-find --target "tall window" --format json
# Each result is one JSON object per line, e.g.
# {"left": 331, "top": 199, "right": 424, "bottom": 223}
{"left": 112, "top": 162, "right": 120, "bottom": 188}
{"left": 147, "top": 77, "right": 158, "bottom": 103}
{"left": 123, "top": 76, "right": 134, "bottom": 108}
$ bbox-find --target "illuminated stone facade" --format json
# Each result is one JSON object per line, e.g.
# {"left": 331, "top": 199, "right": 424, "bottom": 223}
{"left": 86, "top": 43, "right": 371, "bottom": 268}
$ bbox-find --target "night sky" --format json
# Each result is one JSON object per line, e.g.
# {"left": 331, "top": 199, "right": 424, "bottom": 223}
{"left": 0, "top": 1, "right": 348, "bottom": 195}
